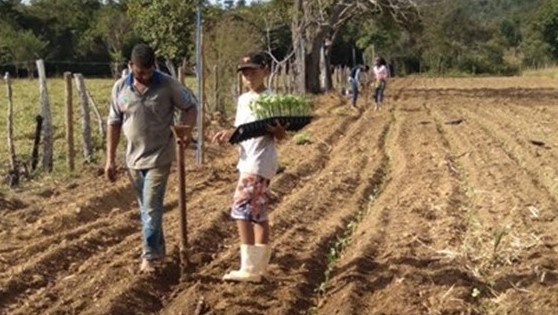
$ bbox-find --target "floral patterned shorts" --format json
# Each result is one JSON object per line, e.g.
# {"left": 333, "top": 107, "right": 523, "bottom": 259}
{"left": 231, "top": 174, "right": 270, "bottom": 223}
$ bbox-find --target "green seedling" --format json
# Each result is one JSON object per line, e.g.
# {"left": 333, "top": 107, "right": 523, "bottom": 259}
{"left": 249, "top": 94, "right": 310, "bottom": 119}
{"left": 294, "top": 132, "right": 312, "bottom": 145}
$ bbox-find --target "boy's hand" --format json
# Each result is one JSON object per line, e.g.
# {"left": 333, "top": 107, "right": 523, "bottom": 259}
{"left": 267, "top": 120, "right": 289, "bottom": 141}
{"left": 212, "top": 129, "right": 234, "bottom": 145}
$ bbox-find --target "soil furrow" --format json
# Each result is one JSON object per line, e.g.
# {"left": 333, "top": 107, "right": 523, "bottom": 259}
{"left": 158, "top": 105, "right": 390, "bottom": 315}
{"left": 5, "top": 96, "right": 359, "bottom": 315}
{"left": 458, "top": 101, "right": 558, "bottom": 200}
{"left": 79, "top": 96, "right": 361, "bottom": 315}
{"left": 432, "top": 96, "right": 558, "bottom": 314}
{"left": 318, "top": 89, "right": 475, "bottom": 315}
{"left": 4, "top": 78, "right": 558, "bottom": 315}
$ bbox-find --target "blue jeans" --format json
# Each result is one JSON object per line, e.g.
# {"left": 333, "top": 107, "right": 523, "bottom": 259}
{"left": 375, "top": 80, "right": 386, "bottom": 105}
{"left": 349, "top": 78, "right": 359, "bottom": 106}
{"left": 128, "top": 165, "right": 171, "bottom": 260}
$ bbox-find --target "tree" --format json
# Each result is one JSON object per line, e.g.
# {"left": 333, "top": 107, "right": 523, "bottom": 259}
{"left": 537, "top": 0, "right": 558, "bottom": 60}
{"left": 127, "top": 0, "right": 197, "bottom": 72}
{"left": 81, "top": 3, "right": 136, "bottom": 77}
{"left": 292, "top": 0, "right": 419, "bottom": 94}
{"left": 26, "top": 0, "right": 102, "bottom": 61}
{"left": 204, "top": 13, "right": 261, "bottom": 113}
{"left": 0, "top": 22, "right": 47, "bottom": 77}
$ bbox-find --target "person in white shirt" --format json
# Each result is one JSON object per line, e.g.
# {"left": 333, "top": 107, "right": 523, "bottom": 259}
{"left": 212, "top": 52, "right": 287, "bottom": 282}
{"left": 372, "top": 56, "right": 389, "bottom": 110}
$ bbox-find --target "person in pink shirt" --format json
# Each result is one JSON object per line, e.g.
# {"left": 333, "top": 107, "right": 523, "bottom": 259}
{"left": 372, "top": 56, "right": 389, "bottom": 111}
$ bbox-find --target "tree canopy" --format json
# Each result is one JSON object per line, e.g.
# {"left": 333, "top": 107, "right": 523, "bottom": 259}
{"left": 0, "top": 0, "right": 555, "bottom": 79}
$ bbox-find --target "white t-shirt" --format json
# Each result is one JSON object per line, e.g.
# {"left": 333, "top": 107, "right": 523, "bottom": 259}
{"left": 234, "top": 90, "right": 278, "bottom": 180}
{"left": 373, "top": 65, "right": 388, "bottom": 80}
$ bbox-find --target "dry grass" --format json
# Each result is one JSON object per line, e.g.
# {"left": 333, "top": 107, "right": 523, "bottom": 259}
{"left": 521, "top": 66, "right": 558, "bottom": 79}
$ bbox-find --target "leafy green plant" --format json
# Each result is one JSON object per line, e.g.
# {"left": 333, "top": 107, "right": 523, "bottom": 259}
{"left": 293, "top": 131, "right": 311, "bottom": 145}
{"left": 249, "top": 94, "right": 310, "bottom": 119}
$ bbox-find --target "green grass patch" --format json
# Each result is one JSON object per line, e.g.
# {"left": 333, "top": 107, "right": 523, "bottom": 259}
{"left": 293, "top": 131, "right": 312, "bottom": 145}
{"left": 1, "top": 76, "right": 197, "bottom": 181}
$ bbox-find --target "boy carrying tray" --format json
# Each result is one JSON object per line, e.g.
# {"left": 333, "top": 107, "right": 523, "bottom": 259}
{"left": 212, "top": 52, "right": 288, "bottom": 282}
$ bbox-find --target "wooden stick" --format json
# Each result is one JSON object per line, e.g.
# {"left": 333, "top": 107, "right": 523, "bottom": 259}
{"left": 64, "top": 72, "right": 75, "bottom": 171}
{"left": 31, "top": 115, "right": 43, "bottom": 171}
{"left": 86, "top": 90, "right": 106, "bottom": 141}
{"left": 171, "top": 125, "right": 192, "bottom": 277}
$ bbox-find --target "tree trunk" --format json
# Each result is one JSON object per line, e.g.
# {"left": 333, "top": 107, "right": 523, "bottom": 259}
{"left": 323, "top": 42, "right": 334, "bottom": 92}
{"left": 305, "top": 30, "right": 328, "bottom": 94}
{"left": 165, "top": 58, "right": 177, "bottom": 78}
{"left": 27, "top": 61, "right": 34, "bottom": 79}
{"left": 292, "top": 0, "right": 306, "bottom": 94}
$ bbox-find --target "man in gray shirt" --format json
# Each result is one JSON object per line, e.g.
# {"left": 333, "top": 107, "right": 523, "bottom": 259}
{"left": 105, "top": 44, "right": 198, "bottom": 272}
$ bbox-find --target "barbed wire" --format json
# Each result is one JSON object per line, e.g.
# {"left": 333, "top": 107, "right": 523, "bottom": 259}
{"left": 0, "top": 60, "right": 124, "bottom": 67}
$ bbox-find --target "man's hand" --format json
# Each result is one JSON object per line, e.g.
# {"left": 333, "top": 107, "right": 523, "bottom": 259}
{"left": 105, "top": 160, "right": 118, "bottom": 182}
{"left": 267, "top": 120, "right": 289, "bottom": 141}
{"left": 212, "top": 129, "right": 234, "bottom": 145}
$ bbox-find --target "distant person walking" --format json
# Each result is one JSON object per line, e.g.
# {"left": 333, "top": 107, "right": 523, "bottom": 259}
{"left": 372, "top": 56, "right": 389, "bottom": 110}
{"left": 348, "top": 64, "right": 370, "bottom": 108}
{"left": 105, "top": 43, "right": 198, "bottom": 273}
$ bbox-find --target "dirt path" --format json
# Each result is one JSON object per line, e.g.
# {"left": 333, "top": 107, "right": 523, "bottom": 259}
{"left": 1, "top": 77, "right": 558, "bottom": 315}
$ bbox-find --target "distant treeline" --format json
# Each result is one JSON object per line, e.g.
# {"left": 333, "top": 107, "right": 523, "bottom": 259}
{"left": 1, "top": 0, "right": 557, "bottom": 79}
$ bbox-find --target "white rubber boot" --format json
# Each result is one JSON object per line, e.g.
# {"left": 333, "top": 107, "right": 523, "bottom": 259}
{"left": 255, "top": 244, "right": 271, "bottom": 276}
{"left": 223, "top": 244, "right": 262, "bottom": 282}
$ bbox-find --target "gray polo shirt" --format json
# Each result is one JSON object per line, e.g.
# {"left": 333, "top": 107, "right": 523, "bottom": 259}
{"left": 108, "top": 71, "right": 197, "bottom": 169}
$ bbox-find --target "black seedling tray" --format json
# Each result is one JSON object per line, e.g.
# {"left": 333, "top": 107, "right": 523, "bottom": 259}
{"left": 229, "top": 116, "right": 313, "bottom": 144}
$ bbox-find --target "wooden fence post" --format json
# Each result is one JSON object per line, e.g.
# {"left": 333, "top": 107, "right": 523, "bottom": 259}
{"left": 36, "top": 59, "right": 53, "bottom": 171}
{"left": 64, "top": 72, "right": 75, "bottom": 171}
{"left": 86, "top": 91, "right": 106, "bottom": 142}
{"left": 4, "top": 72, "right": 16, "bottom": 171}
{"left": 73, "top": 73, "right": 94, "bottom": 163}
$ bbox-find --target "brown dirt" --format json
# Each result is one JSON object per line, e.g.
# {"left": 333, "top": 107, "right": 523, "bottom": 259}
{"left": 1, "top": 77, "right": 558, "bottom": 315}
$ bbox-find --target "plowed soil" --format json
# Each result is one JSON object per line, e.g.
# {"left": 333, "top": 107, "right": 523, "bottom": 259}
{"left": 1, "top": 77, "right": 558, "bottom": 315}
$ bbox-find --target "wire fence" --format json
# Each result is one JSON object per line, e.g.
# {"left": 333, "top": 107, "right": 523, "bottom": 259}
{"left": 0, "top": 60, "right": 128, "bottom": 78}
